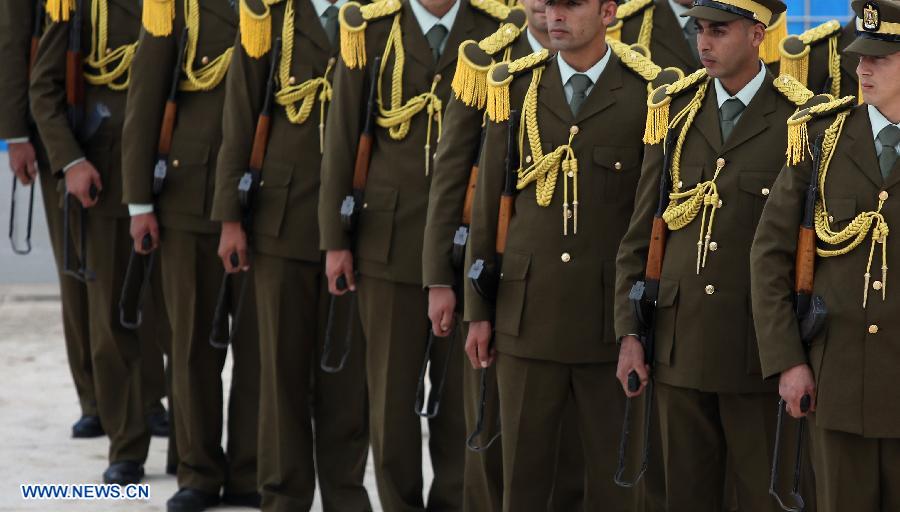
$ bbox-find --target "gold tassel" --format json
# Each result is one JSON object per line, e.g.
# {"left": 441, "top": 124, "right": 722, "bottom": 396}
{"left": 786, "top": 120, "right": 809, "bottom": 166}
{"left": 239, "top": 0, "right": 271, "bottom": 59}
{"left": 607, "top": 20, "right": 622, "bottom": 42}
{"left": 779, "top": 47, "right": 810, "bottom": 88}
{"left": 339, "top": 3, "right": 367, "bottom": 69}
{"left": 142, "top": 0, "right": 175, "bottom": 37}
{"left": 45, "top": 0, "right": 76, "bottom": 22}
{"left": 451, "top": 42, "right": 491, "bottom": 109}
{"left": 762, "top": 13, "right": 787, "bottom": 64}
{"left": 858, "top": 79, "right": 864, "bottom": 105}
{"left": 644, "top": 94, "right": 670, "bottom": 145}
{"left": 486, "top": 80, "right": 510, "bottom": 122}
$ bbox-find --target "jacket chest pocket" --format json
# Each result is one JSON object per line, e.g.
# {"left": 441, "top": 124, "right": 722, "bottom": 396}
{"left": 495, "top": 251, "right": 531, "bottom": 337}
{"left": 592, "top": 146, "right": 642, "bottom": 200}
{"left": 253, "top": 161, "right": 294, "bottom": 238}
{"left": 160, "top": 140, "right": 210, "bottom": 217}
{"left": 820, "top": 197, "right": 857, "bottom": 233}
{"left": 356, "top": 185, "right": 398, "bottom": 264}
{"left": 737, "top": 171, "right": 779, "bottom": 228}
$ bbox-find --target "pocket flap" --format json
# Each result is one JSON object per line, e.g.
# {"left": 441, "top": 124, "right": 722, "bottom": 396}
{"left": 362, "top": 185, "right": 398, "bottom": 211}
{"left": 825, "top": 197, "right": 857, "bottom": 222}
{"left": 169, "top": 140, "right": 209, "bottom": 166}
{"left": 593, "top": 146, "right": 641, "bottom": 172}
{"left": 500, "top": 251, "right": 531, "bottom": 281}
{"left": 657, "top": 278, "right": 679, "bottom": 308}
{"left": 678, "top": 165, "right": 703, "bottom": 186}
{"left": 260, "top": 160, "right": 294, "bottom": 188}
{"left": 738, "top": 172, "right": 779, "bottom": 197}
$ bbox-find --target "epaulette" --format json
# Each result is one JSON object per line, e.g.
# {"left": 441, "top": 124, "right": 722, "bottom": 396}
{"left": 45, "top": 0, "right": 75, "bottom": 22}
{"left": 143, "top": 0, "right": 175, "bottom": 37}
{"left": 773, "top": 73, "right": 817, "bottom": 107}
{"left": 240, "top": 0, "right": 284, "bottom": 59}
{"left": 607, "top": 0, "right": 654, "bottom": 42}
{"left": 485, "top": 49, "right": 551, "bottom": 122}
{"left": 339, "top": 0, "right": 402, "bottom": 69}
{"left": 644, "top": 68, "right": 708, "bottom": 144}
{"left": 761, "top": 12, "right": 787, "bottom": 64}
{"left": 779, "top": 20, "right": 842, "bottom": 90}
{"left": 470, "top": 0, "right": 517, "bottom": 23}
{"left": 452, "top": 17, "right": 526, "bottom": 109}
{"left": 786, "top": 94, "right": 856, "bottom": 165}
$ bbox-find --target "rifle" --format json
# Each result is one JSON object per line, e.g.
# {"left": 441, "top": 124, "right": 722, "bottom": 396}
{"left": 209, "top": 38, "right": 281, "bottom": 349}
{"left": 119, "top": 27, "right": 189, "bottom": 329}
{"left": 769, "top": 134, "right": 827, "bottom": 512}
{"left": 61, "top": 0, "right": 96, "bottom": 282}
{"left": 320, "top": 55, "right": 383, "bottom": 372}
{"left": 451, "top": 128, "right": 486, "bottom": 269}
{"left": 464, "top": 110, "right": 520, "bottom": 450}
{"left": 8, "top": 0, "right": 47, "bottom": 255}
{"left": 614, "top": 128, "right": 678, "bottom": 488}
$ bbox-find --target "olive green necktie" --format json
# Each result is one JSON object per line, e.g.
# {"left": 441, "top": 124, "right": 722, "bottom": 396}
{"left": 568, "top": 73, "right": 592, "bottom": 116}
{"left": 425, "top": 24, "right": 448, "bottom": 62}
{"left": 719, "top": 98, "right": 745, "bottom": 141}
{"left": 323, "top": 5, "right": 339, "bottom": 47}
{"left": 878, "top": 124, "right": 900, "bottom": 179}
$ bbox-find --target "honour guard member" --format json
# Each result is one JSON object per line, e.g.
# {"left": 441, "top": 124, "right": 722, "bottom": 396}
{"left": 213, "top": 0, "right": 372, "bottom": 510}
{"left": 752, "top": 1, "right": 900, "bottom": 510}
{"left": 614, "top": 0, "right": 821, "bottom": 510}
{"left": 30, "top": 0, "right": 170, "bottom": 484}
{"left": 778, "top": 18, "right": 860, "bottom": 98}
{"left": 319, "top": 0, "right": 515, "bottom": 508}
{"left": 122, "top": 1, "right": 261, "bottom": 510}
{"left": 422, "top": 0, "right": 588, "bottom": 509}
{"left": 463, "top": 0, "right": 675, "bottom": 507}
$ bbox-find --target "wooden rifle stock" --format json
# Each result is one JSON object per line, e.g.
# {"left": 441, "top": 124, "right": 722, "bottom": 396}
{"left": 495, "top": 111, "right": 520, "bottom": 256}
{"left": 350, "top": 55, "right": 382, "bottom": 192}
{"left": 794, "top": 228, "right": 815, "bottom": 295}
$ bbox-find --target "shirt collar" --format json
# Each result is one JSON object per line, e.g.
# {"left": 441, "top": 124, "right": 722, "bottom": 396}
{"left": 526, "top": 27, "right": 545, "bottom": 53}
{"left": 409, "top": 0, "right": 460, "bottom": 36}
{"left": 669, "top": 0, "right": 691, "bottom": 29}
{"left": 557, "top": 46, "right": 611, "bottom": 89}
{"left": 309, "top": 0, "right": 348, "bottom": 18}
{"left": 869, "top": 104, "right": 900, "bottom": 142}
{"left": 714, "top": 62, "right": 766, "bottom": 109}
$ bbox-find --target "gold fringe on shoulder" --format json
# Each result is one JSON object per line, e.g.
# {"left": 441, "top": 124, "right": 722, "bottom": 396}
{"left": 761, "top": 12, "right": 786, "bottom": 64}
{"left": 339, "top": 0, "right": 401, "bottom": 69}
{"left": 780, "top": 20, "right": 842, "bottom": 95}
{"left": 785, "top": 94, "right": 856, "bottom": 165}
{"left": 239, "top": 0, "right": 271, "bottom": 58}
{"left": 452, "top": 23, "right": 522, "bottom": 108}
{"left": 485, "top": 49, "right": 550, "bottom": 122}
{"left": 46, "top": 0, "right": 76, "bottom": 22}
{"left": 644, "top": 68, "right": 708, "bottom": 144}
{"left": 142, "top": 0, "right": 175, "bottom": 37}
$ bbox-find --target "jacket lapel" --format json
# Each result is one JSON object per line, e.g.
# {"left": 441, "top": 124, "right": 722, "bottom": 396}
{"left": 297, "top": 0, "right": 332, "bottom": 53}
{"left": 574, "top": 51, "right": 620, "bottom": 124}
{"left": 538, "top": 59, "right": 574, "bottom": 126}
{"left": 401, "top": 1, "right": 435, "bottom": 71}
{"left": 436, "top": 0, "right": 474, "bottom": 74}
{"left": 844, "top": 109, "right": 884, "bottom": 189}
{"left": 720, "top": 72, "right": 777, "bottom": 154}
{"left": 692, "top": 80, "right": 722, "bottom": 152}
{"left": 653, "top": 0, "right": 697, "bottom": 71}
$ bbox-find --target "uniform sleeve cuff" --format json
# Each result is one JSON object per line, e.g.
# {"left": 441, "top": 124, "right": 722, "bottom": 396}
{"left": 62, "top": 157, "right": 86, "bottom": 173}
{"left": 128, "top": 204, "right": 154, "bottom": 216}
{"left": 5, "top": 137, "right": 29, "bottom": 144}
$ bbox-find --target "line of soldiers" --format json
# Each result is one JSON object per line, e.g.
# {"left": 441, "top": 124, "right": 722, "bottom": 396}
{"left": 3, "top": 0, "right": 899, "bottom": 511}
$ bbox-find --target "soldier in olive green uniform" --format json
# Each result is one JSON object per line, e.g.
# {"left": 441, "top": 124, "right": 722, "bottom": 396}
{"left": 778, "top": 18, "right": 860, "bottom": 98}
{"left": 29, "top": 0, "right": 171, "bottom": 484}
{"left": 422, "top": 2, "right": 589, "bottom": 509}
{"left": 752, "top": 1, "right": 900, "bottom": 510}
{"left": 213, "top": 0, "right": 371, "bottom": 510}
{"left": 614, "top": 1, "right": 822, "bottom": 510}
{"left": 121, "top": 1, "right": 260, "bottom": 510}
{"left": 319, "top": 0, "right": 516, "bottom": 508}
{"left": 463, "top": 0, "right": 674, "bottom": 507}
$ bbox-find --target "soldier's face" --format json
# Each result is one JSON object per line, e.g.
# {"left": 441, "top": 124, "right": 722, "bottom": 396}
{"left": 545, "top": 0, "right": 616, "bottom": 51}
{"left": 521, "top": 0, "right": 549, "bottom": 33}
{"left": 858, "top": 52, "right": 900, "bottom": 115}
{"left": 695, "top": 18, "right": 764, "bottom": 79}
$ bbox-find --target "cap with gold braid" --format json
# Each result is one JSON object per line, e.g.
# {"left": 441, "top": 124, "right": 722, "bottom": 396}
{"left": 682, "top": 0, "right": 786, "bottom": 27}
{"left": 845, "top": 0, "right": 900, "bottom": 56}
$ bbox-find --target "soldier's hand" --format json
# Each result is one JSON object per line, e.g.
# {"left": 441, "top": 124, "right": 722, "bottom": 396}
{"left": 65, "top": 160, "right": 102, "bottom": 208}
{"left": 7, "top": 141, "right": 38, "bottom": 185}
{"left": 130, "top": 212, "right": 159, "bottom": 254}
{"left": 326, "top": 249, "right": 356, "bottom": 295}
{"left": 779, "top": 364, "right": 816, "bottom": 419}
{"left": 465, "top": 320, "right": 494, "bottom": 369}
{"left": 218, "top": 221, "right": 249, "bottom": 273}
{"left": 617, "top": 335, "right": 649, "bottom": 397}
{"left": 428, "top": 286, "right": 456, "bottom": 337}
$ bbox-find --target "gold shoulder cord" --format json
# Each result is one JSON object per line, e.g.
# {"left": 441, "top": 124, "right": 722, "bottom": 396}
{"left": 375, "top": 13, "right": 443, "bottom": 175}
{"left": 779, "top": 20, "right": 842, "bottom": 97}
{"left": 180, "top": 0, "right": 234, "bottom": 92}
{"left": 83, "top": 0, "right": 138, "bottom": 90}
{"left": 275, "top": 0, "right": 336, "bottom": 153}
{"left": 607, "top": 0, "right": 655, "bottom": 49}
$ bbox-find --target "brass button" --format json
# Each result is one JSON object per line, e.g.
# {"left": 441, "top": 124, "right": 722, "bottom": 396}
{"left": 716, "top": 157, "right": 726, "bottom": 167}
{"left": 289, "top": 76, "right": 296, "bottom": 85}
{"left": 570, "top": 125, "right": 579, "bottom": 135}
{"left": 717, "top": 200, "right": 723, "bottom": 208}
{"left": 259, "top": 180, "right": 265, "bottom": 187}
{"left": 561, "top": 252, "right": 571, "bottom": 263}
{"left": 705, "top": 284, "right": 715, "bottom": 295}
{"left": 201, "top": 55, "right": 210, "bottom": 65}
{"left": 434, "top": 74, "right": 442, "bottom": 83}
{"left": 500, "top": 272, "right": 504, "bottom": 279}
{"left": 761, "top": 188, "right": 770, "bottom": 196}
{"left": 868, "top": 324, "right": 879, "bottom": 334}
{"left": 525, "top": 155, "right": 532, "bottom": 163}
{"left": 567, "top": 171, "right": 574, "bottom": 178}
{"left": 362, "top": 203, "right": 368, "bottom": 209}
{"left": 880, "top": 191, "right": 889, "bottom": 201}
{"left": 874, "top": 281, "right": 883, "bottom": 291}
{"left": 828, "top": 215, "right": 834, "bottom": 223}
{"left": 614, "top": 161, "right": 623, "bottom": 171}
{"left": 172, "top": 159, "right": 180, "bottom": 167}
{"left": 709, "top": 241, "right": 718, "bottom": 252}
